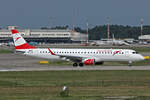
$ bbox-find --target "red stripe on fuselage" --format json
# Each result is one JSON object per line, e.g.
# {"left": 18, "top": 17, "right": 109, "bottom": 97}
{"left": 113, "top": 51, "right": 120, "bottom": 56}
{"left": 48, "top": 48, "right": 55, "bottom": 55}
{"left": 15, "top": 43, "right": 35, "bottom": 49}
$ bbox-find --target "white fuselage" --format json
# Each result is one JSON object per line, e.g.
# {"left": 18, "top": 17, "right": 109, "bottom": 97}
{"left": 11, "top": 29, "right": 145, "bottom": 66}
{"left": 17, "top": 48, "right": 144, "bottom": 62}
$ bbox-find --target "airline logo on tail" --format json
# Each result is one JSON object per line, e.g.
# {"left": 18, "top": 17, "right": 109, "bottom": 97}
{"left": 11, "top": 29, "right": 36, "bottom": 49}
{"left": 15, "top": 37, "right": 21, "bottom": 42}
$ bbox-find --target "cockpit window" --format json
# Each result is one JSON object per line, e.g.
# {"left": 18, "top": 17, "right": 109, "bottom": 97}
{"left": 132, "top": 52, "right": 138, "bottom": 54}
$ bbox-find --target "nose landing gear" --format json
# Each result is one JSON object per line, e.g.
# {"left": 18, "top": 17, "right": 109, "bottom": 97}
{"left": 128, "top": 61, "right": 132, "bottom": 67}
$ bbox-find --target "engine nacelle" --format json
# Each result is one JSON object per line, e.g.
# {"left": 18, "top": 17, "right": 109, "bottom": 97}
{"left": 83, "top": 59, "right": 95, "bottom": 65}
{"left": 83, "top": 58, "right": 104, "bottom": 65}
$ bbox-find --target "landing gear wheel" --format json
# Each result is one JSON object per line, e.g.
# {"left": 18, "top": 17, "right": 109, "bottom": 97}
{"left": 79, "top": 63, "right": 84, "bottom": 67}
{"left": 128, "top": 61, "right": 132, "bottom": 67}
{"left": 73, "top": 63, "right": 78, "bottom": 67}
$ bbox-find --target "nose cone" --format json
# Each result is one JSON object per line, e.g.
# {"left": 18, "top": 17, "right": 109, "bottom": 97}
{"left": 140, "top": 55, "right": 145, "bottom": 60}
{"left": 131, "top": 54, "right": 145, "bottom": 61}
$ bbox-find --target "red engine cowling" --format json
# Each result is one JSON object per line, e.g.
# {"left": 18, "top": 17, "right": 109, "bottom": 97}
{"left": 83, "top": 59, "right": 95, "bottom": 65}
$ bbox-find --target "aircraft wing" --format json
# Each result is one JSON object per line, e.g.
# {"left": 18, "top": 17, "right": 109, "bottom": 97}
{"left": 48, "top": 48, "right": 85, "bottom": 62}
{"left": 58, "top": 55, "right": 83, "bottom": 62}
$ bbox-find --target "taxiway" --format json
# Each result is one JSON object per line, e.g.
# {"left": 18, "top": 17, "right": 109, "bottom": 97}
{"left": 0, "top": 53, "right": 150, "bottom": 71}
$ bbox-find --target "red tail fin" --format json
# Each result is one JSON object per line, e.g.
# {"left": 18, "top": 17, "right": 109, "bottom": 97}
{"left": 15, "top": 43, "right": 36, "bottom": 49}
{"left": 11, "top": 29, "right": 36, "bottom": 49}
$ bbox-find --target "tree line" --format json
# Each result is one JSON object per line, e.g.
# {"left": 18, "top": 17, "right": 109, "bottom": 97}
{"left": 75, "top": 25, "right": 150, "bottom": 40}
{"left": 41, "top": 25, "right": 150, "bottom": 40}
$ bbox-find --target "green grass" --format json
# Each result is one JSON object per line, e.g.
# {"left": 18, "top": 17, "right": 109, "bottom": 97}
{"left": 132, "top": 47, "right": 150, "bottom": 53}
{"left": 0, "top": 49, "right": 13, "bottom": 54}
{"left": 1, "top": 71, "right": 150, "bottom": 99}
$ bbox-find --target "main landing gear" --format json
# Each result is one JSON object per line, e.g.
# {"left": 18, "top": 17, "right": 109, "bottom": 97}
{"left": 73, "top": 63, "right": 84, "bottom": 67}
{"left": 73, "top": 63, "right": 78, "bottom": 67}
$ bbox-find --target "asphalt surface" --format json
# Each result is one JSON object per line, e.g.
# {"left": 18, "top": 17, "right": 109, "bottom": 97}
{"left": 0, "top": 53, "right": 150, "bottom": 71}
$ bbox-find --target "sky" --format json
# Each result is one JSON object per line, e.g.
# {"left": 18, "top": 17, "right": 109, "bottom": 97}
{"left": 0, "top": 0, "right": 150, "bottom": 29}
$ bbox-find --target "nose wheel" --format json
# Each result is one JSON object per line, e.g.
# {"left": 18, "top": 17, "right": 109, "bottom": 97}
{"left": 128, "top": 61, "right": 132, "bottom": 67}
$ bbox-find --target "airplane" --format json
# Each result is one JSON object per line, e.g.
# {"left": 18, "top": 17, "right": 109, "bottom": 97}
{"left": 90, "top": 34, "right": 130, "bottom": 46}
{"left": 90, "top": 39, "right": 129, "bottom": 46}
{"left": 11, "top": 29, "right": 146, "bottom": 67}
{"left": 111, "top": 34, "right": 130, "bottom": 46}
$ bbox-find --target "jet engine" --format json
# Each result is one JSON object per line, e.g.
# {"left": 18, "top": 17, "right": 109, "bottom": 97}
{"left": 83, "top": 58, "right": 104, "bottom": 65}
{"left": 83, "top": 59, "right": 95, "bottom": 65}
